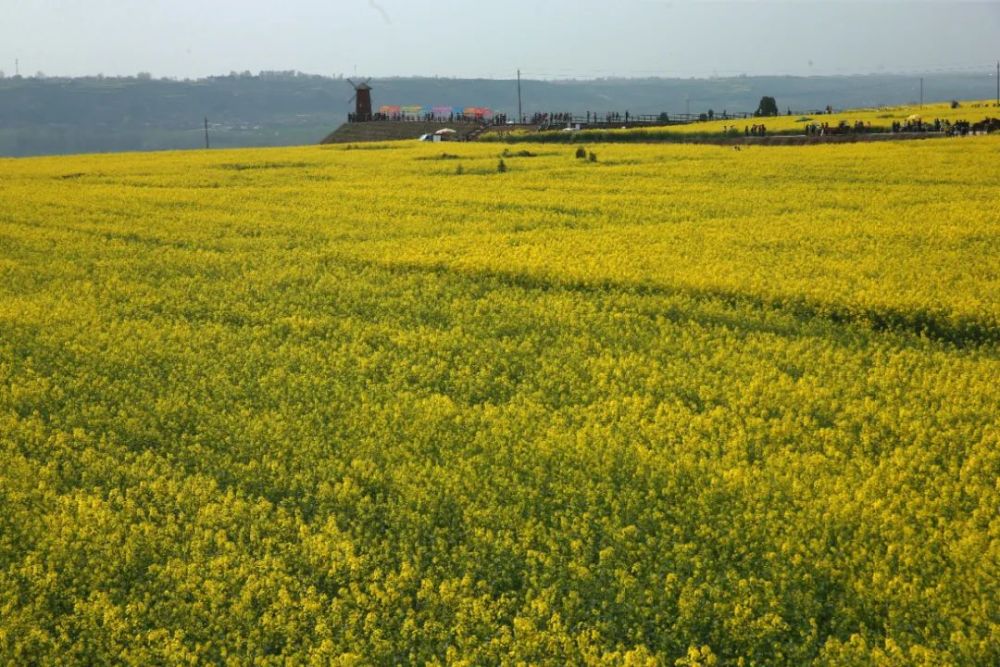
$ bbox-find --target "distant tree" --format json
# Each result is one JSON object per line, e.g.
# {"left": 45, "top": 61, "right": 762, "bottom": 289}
{"left": 707, "top": 109, "right": 715, "bottom": 120}
{"left": 497, "top": 159, "right": 507, "bottom": 173}
{"left": 658, "top": 112, "right": 670, "bottom": 123}
{"left": 951, "top": 100, "right": 960, "bottom": 109}
{"left": 756, "top": 96, "right": 778, "bottom": 117}
{"left": 136, "top": 72, "right": 152, "bottom": 81}
{"left": 575, "top": 147, "right": 587, "bottom": 159}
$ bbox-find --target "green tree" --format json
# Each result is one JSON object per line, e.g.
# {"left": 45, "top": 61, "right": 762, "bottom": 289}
{"left": 756, "top": 96, "right": 779, "bottom": 117}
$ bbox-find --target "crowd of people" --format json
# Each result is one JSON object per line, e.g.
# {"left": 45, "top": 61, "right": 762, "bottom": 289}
{"left": 890, "top": 118, "right": 942, "bottom": 133}
{"left": 805, "top": 120, "right": 873, "bottom": 135}
{"left": 531, "top": 111, "right": 646, "bottom": 126}
{"left": 530, "top": 112, "right": 573, "bottom": 125}
{"left": 888, "top": 117, "right": 999, "bottom": 135}
{"left": 349, "top": 108, "right": 1000, "bottom": 139}
{"left": 945, "top": 118, "right": 1000, "bottom": 135}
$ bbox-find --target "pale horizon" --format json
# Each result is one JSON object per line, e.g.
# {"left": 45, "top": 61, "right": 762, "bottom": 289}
{"left": 2, "top": 1, "right": 998, "bottom": 80}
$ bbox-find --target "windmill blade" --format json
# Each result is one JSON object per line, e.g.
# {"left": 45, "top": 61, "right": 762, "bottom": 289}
{"left": 348, "top": 94, "right": 356, "bottom": 104}
{"left": 347, "top": 78, "right": 357, "bottom": 89}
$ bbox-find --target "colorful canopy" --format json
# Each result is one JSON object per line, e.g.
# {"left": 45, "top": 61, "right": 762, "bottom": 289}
{"left": 380, "top": 105, "right": 494, "bottom": 118}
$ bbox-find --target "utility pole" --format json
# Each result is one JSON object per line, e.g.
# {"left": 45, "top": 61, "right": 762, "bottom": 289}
{"left": 996, "top": 61, "right": 999, "bottom": 106}
{"left": 517, "top": 69, "right": 523, "bottom": 124}
{"left": 14, "top": 58, "right": 19, "bottom": 77}
{"left": 204, "top": 117, "right": 210, "bottom": 149}
{"left": 920, "top": 77, "right": 924, "bottom": 108}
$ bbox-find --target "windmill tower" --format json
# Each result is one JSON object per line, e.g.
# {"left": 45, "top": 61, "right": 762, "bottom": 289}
{"left": 347, "top": 78, "right": 373, "bottom": 122}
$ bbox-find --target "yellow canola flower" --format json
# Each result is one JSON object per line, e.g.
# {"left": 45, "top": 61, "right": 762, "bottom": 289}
{"left": 0, "top": 130, "right": 997, "bottom": 666}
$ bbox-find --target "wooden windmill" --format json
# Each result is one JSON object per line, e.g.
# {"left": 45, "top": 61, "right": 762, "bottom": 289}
{"left": 347, "top": 78, "right": 373, "bottom": 121}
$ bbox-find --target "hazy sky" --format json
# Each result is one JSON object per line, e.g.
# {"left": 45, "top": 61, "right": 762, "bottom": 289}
{"left": 2, "top": 1, "right": 998, "bottom": 79}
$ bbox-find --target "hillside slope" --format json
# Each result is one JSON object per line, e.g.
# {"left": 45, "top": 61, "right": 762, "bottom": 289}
{"left": 321, "top": 121, "right": 482, "bottom": 144}
{"left": 2, "top": 72, "right": 995, "bottom": 156}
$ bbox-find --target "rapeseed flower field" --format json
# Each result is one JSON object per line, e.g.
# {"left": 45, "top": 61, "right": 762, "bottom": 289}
{"left": 492, "top": 100, "right": 1000, "bottom": 142}
{"left": 0, "top": 136, "right": 997, "bottom": 665}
